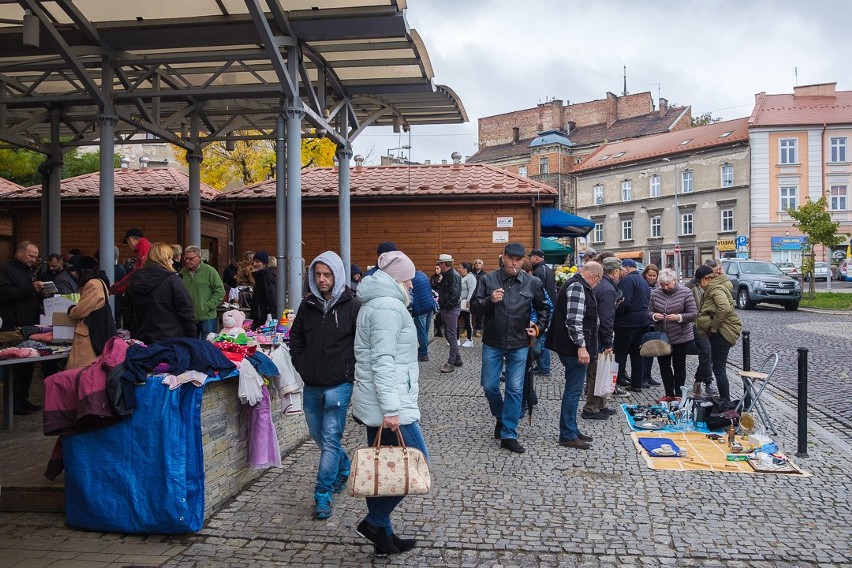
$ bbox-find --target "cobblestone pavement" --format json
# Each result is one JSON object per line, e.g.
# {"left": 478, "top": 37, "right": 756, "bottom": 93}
{"left": 2, "top": 317, "right": 852, "bottom": 567}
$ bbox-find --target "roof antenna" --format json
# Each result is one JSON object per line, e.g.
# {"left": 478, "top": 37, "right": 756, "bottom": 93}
{"left": 622, "top": 65, "right": 628, "bottom": 97}
{"left": 794, "top": 66, "right": 798, "bottom": 86}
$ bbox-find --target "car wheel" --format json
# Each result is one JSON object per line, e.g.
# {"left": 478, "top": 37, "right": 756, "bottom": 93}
{"left": 784, "top": 302, "right": 799, "bottom": 311}
{"left": 736, "top": 288, "right": 753, "bottom": 310}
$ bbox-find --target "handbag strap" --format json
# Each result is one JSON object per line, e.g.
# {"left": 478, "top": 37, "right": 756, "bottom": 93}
{"left": 370, "top": 425, "right": 412, "bottom": 495}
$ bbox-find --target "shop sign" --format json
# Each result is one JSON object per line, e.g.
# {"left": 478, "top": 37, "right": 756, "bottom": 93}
{"left": 716, "top": 238, "right": 736, "bottom": 252}
{"left": 492, "top": 231, "right": 509, "bottom": 243}
{"left": 770, "top": 236, "right": 807, "bottom": 251}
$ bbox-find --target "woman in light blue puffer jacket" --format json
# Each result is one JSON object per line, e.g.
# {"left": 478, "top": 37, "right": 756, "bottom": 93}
{"left": 352, "top": 251, "right": 429, "bottom": 557}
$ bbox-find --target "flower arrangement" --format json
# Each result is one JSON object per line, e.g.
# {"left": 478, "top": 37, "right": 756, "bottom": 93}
{"left": 554, "top": 265, "right": 577, "bottom": 286}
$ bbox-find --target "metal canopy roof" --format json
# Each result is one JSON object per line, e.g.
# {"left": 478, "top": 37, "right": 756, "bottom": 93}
{"left": 0, "top": 0, "right": 467, "bottom": 153}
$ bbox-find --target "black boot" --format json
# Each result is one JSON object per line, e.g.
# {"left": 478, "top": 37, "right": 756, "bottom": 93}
{"left": 356, "top": 520, "right": 400, "bottom": 556}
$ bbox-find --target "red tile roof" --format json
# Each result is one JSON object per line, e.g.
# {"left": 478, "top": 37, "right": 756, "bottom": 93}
{"left": 749, "top": 84, "right": 852, "bottom": 127}
{"left": 572, "top": 117, "right": 749, "bottom": 173}
{"left": 219, "top": 163, "right": 557, "bottom": 200}
{"left": 3, "top": 167, "right": 219, "bottom": 200}
{"left": 0, "top": 177, "right": 24, "bottom": 195}
{"left": 468, "top": 106, "right": 691, "bottom": 163}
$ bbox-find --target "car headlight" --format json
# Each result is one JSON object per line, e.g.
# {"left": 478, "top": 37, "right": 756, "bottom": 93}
{"left": 754, "top": 280, "right": 765, "bottom": 288}
{"left": 794, "top": 282, "right": 801, "bottom": 290}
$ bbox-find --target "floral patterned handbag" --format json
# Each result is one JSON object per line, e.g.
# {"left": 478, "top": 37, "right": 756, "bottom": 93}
{"left": 347, "top": 426, "right": 431, "bottom": 497}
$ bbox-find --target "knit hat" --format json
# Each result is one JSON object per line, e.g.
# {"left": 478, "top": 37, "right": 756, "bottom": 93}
{"left": 376, "top": 241, "right": 398, "bottom": 255}
{"left": 254, "top": 251, "right": 270, "bottom": 265}
{"left": 378, "top": 251, "right": 415, "bottom": 282}
{"left": 694, "top": 265, "right": 713, "bottom": 282}
{"left": 602, "top": 257, "right": 623, "bottom": 271}
{"left": 622, "top": 259, "right": 637, "bottom": 269}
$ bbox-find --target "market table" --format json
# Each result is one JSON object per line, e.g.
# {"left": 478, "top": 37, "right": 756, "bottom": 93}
{"left": 1, "top": 351, "right": 70, "bottom": 430}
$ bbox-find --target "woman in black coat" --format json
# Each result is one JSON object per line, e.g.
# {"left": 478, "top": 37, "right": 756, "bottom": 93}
{"left": 123, "top": 242, "right": 196, "bottom": 344}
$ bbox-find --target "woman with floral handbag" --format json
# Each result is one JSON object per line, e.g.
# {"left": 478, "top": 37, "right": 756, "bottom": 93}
{"left": 351, "top": 251, "right": 429, "bottom": 557}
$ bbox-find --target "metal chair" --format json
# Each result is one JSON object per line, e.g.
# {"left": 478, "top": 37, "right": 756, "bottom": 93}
{"left": 736, "top": 353, "right": 779, "bottom": 435}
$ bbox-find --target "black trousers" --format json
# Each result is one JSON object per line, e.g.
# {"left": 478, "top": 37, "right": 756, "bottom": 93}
{"left": 613, "top": 327, "right": 644, "bottom": 388}
{"left": 658, "top": 342, "right": 689, "bottom": 398}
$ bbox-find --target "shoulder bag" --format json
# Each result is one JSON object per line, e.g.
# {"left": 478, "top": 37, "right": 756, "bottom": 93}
{"left": 86, "top": 280, "right": 117, "bottom": 355}
{"left": 639, "top": 330, "right": 671, "bottom": 357}
{"left": 347, "top": 426, "right": 431, "bottom": 497}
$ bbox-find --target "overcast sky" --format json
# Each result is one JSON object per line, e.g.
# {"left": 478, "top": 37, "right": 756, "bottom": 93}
{"left": 351, "top": 0, "right": 851, "bottom": 165}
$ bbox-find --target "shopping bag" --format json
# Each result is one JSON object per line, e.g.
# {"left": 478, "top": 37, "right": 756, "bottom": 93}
{"left": 347, "top": 426, "right": 431, "bottom": 497}
{"left": 594, "top": 352, "right": 619, "bottom": 397}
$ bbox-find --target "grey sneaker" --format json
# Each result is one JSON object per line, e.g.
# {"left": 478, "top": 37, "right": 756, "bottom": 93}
{"left": 704, "top": 382, "right": 719, "bottom": 396}
{"left": 440, "top": 363, "right": 455, "bottom": 373}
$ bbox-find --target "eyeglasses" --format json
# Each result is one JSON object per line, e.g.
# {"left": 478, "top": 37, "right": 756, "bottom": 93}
{"left": 184, "top": 255, "right": 200, "bottom": 261}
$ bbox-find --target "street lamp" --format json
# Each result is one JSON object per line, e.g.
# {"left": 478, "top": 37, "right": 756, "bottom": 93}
{"left": 662, "top": 158, "right": 681, "bottom": 280}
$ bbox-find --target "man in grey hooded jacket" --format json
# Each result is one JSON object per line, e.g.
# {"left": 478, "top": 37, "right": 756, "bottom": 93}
{"left": 289, "top": 251, "right": 361, "bottom": 521}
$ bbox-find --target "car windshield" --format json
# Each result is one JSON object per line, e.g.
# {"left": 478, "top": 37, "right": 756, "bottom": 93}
{"left": 742, "top": 262, "right": 784, "bottom": 275}
{"left": 815, "top": 262, "right": 828, "bottom": 269}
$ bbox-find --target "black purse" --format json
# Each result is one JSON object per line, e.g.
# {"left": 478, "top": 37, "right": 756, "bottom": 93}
{"left": 85, "top": 280, "right": 117, "bottom": 355}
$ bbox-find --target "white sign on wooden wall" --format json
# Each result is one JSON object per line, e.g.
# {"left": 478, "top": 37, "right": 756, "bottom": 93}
{"left": 492, "top": 231, "right": 509, "bottom": 243}
{"left": 496, "top": 217, "right": 514, "bottom": 228}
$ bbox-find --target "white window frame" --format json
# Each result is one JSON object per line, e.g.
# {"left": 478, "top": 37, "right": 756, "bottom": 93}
{"left": 681, "top": 170, "right": 693, "bottom": 193}
{"left": 780, "top": 138, "right": 797, "bottom": 165}
{"left": 594, "top": 185, "right": 604, "bottom": 205}
{"left": 621, "top": 180, "right": 632, "bottom": 202}
{"left": 650, "top": 215, "right": 661, "bottom": 238}
{"left": 621, "top": 219, "right": 633, "bottom": 241}
{"left": 518, "top": 165, "right": 527, "bottom": 178}
{"left": 593, "top": 223, "right": 604, "bottom": 243}
{"left": 780, "top": 186, "right": 798, "bottom": 211}
{"left": 649, "top": 175, "right": 660, "bottom": 198}
{"left": 830, "top": 137, "right": 847, "bottom": 163}
{"left": 681, "top": 213, "right": 694, "bottom": 236}
{"left": 721, "top": 209, "right": 734, "bottom": 232}
{"left": 721, "top": 164, "right": 733, "bottom": 187}
{"left": 830, "top": 185, "right": 848, "bottom": 211}
{"left": 539, "top": 156, "right": 549, "bottom": 174}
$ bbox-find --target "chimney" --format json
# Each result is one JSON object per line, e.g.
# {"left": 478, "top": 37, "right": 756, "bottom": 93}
{"left": 566, "top": 121, "right": 576, "bottom": 134}
{"left": 442, "top": 159, "right": 448, "bottom": 165}
{"left": 120, "top": 156, "right": 131, "bottom": 169}
{"left": 451, "top": 152, "right": 462, "bottom": 165}
{"left": 659, "top": 97, "right": 668, "bottom": 112}
{"left": 424, "top": 159, "right": 431, "bottom": 165}
{"left": 354, "top": 154, "right": 364, "bottom": 169}
{"left": 139, "top": 156, "right": 149, "bottom": 169}
{"left": 793, "top": 82, "right": 837, "bottom": 98}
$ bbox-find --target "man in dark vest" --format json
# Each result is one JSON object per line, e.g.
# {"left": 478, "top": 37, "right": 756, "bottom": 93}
{"left": 546, "top": 261, "right": 603, "bottom": 450}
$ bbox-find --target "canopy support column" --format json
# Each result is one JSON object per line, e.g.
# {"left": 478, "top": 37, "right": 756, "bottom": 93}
{"left": 98, "top": 58, "right": 116, "bottom": 289}
{"left": 275, "top": 114, "right": 287, "bottom": 313}
{"left": 285, "top": 101, "right": 304, "bottom": 310}
{"left": 337, "top": 146, "right": 353, "bottom": 284}
{"left": 187, "top": 111, "right": 202, "bottom": 248}
{"left": 47, "top": 108, "right": 61, "bottom": 256}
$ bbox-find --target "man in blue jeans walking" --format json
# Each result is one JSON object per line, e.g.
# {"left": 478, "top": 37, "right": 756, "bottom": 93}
{"left": 471, "top": 242, "right": 550, "bottom": 454}
{"left": 546, "top": 261, "right": 603, "bottom": 450}
{"left": 289, "top": 251, "right": 361, "bottom": 520}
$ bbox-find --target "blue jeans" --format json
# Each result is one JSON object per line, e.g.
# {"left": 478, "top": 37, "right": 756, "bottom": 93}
{"left": 303, "top": 383, "right": 353, "bottom": 494}
{"left": 413, "top": 312, "right": 430, "bottom": 359}
{"left": 364, "top": 422, "right": 429, "bottom": 534}
{"left": 535, "top": 334, "right": 551, "bottom": 373}
{"left": 481, "top": 344, "right": 527, "bottom": 439}
{"left": 558, "top": 355, "right": 588, "bottom": 441}
{"left": 196, "top": 318, "right": 218, "bottom": 340}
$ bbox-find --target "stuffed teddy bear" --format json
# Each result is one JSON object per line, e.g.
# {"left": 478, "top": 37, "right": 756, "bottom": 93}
{"left": 208, "top": 309, "right": 250, "bottom": 345}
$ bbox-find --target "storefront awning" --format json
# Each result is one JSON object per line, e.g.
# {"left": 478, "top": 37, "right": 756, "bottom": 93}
{"left": 540, "top": 207, "right": 595, "bottom": 238}
{"left": 540, "top": 237, "right": 573, "bottom": 264}
{"left": 615, "top": 250, "right": 644, "bottom": 259}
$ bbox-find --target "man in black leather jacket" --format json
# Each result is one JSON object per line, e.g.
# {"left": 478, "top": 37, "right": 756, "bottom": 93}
{"left": 471, "top": 242, "right": 550, "bottom": 454}
{"left": 436, "top": 253, "right": 462, "bottom": 373}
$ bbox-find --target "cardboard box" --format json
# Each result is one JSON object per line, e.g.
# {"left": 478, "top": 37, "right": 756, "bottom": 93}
{"left": 51, "top": 312, "right": 75, "bottom": 341}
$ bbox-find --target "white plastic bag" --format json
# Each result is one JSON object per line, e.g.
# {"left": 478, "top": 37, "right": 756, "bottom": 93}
{"left": 594, "top": 352, "right": 619, "bottom": 397}
{"left": 268, "top": 344, "right": 304, "bottom": 396}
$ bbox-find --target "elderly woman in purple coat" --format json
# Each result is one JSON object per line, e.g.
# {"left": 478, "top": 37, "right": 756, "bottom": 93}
{"left": 648, "top": 268, "right": 698, "bottom": 401}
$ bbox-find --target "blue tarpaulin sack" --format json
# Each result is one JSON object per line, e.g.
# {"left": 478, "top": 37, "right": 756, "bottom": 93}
{"left": 63, "top": 375, "right": 215, "bottom": 534}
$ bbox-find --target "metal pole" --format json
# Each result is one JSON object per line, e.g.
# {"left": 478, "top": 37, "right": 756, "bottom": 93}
{"left": 338, "top": 147, "right": 352, "bottom": 284}
{"left": 275, "top": 114, "right": 287, "bottom": 312}
{"left": 285, "top": 100, "right": 305, "bottom": 310}
{"left": 674, "top": 168, "right": 681, "bottom": 280}
{"left": 48, "top": 108, "right": 61, "bottom": 256}
{"left": 187, "top": 112, "right": 202, "bottom": 247}
{"left": 742, "top": 330, "right": 751, "bottom": 372}
{"left": 796, "top": 347, "right": 809, "bottom": 458}
{"left": 98, "top": 57, "right": 116, "bottom": 296}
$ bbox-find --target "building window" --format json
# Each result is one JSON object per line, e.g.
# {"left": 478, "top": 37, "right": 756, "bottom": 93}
{"left": 681, "top": 213, "right": 694, "bottom": 236}
{"left": 594, "top": 185, "right": 604, "bottom": 205}
{"left": 830, "top": 185, "right": 848, "bottom": 210}
{"left": 721, "top": 164, "right": 733, "bottom": 187}
{"left": 681, "top": 170, "right": 693, "bottom": 193}
{"left": 780, "top": 186, "right": 798, "bottom": 211}
{"left": 621, "top": 180, "right": 632, "bottom": 202}
{"left": 593, "top": 223, "right": 604, "bottom": 243}
{"left": 539, "top": 156, "right": 549, "bottom": 174}
{"left": 780, "top": 138, "right": 797, "bottom": 164}
{"left": 831, "top": 137, "right": 848, "bottom": 163}
{"left": 650, "top": 216, "right": 661, "bottom": 238}
{"left": 721, "top": 209, "right": 734, "bottom": 232}
{"left": 621, "top": 220, "right": 633, "bottom": 241}
{"left": 518, "top": 165, "right": 527, "bottom": 177}
{"left": 649, "top": 175, "right": 660, "bottom": 198}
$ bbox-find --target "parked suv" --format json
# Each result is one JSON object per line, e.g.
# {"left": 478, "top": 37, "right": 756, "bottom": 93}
{"left": 722, "top": 259, "right": 802, "bottom": 311}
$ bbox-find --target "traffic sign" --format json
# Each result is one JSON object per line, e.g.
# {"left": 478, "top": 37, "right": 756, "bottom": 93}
{"left": 674, "top": 245, "right": 681, "bottom": 253}
{"left": 736, "top": 235, "right": 748, "bottom": 248}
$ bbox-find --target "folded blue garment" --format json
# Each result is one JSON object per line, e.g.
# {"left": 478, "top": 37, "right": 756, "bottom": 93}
{"left": 638, "top": 437, "right": 682, "bottom": 457}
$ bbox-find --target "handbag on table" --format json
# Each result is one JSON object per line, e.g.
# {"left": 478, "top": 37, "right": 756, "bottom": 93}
{"left": 347, "top": 425, "right": 431, "bottom": 497}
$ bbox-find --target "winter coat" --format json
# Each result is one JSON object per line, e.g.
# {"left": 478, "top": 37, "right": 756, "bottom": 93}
{"left": 67, "top": 278, "right": 109, "bottom": 369}
{"left": 648, "top": 283, "right": 697, "bottom": 345}
{"left": 352, "top": 270, "right": 420, "bottom": 427}
{"left": 180, "top": 262, "right": 226, "bottom": 322}
{"left": 460, "top": 272, "right": 477, "bottom": 306}
{"left": 409, "top": 271, "right": 435, "bottom": 317}
{"left": 289, "top": 252, "right": 361, "bottom": 388}
{"left": 0, "top": 258, "right": 40, "bottom": 331}
{"left": 595, "top": 274, "right": 618, "bottom": 351}
{"left": 38, "top": 268, "right": 78, "bottom": 294}
{"left": 696, "top": 276, "right": 742, "bottom": 346}
{"left": 123, "top": 264, "right": 196, "bottom": 344}
{"left": 250, "top": 267, "right": 277, "bottom": 328}
{"left": 437, "top": 267, "right": 461, "bottom": 310}
{"left": 471, "top": 268, "right": 550, "bottom": 351}
{"left": 110, "top": 237, "right": 152, "bottom": 295}
{"left": 615, "top": 270, "right": 651, "bottom": 328}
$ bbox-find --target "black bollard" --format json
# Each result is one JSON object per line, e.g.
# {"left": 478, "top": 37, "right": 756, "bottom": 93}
{"left": 742, "top": 330, "right": 751, "bottom": 372}
{"left": 796, "top": 347, "right": 809, "bottom": 458}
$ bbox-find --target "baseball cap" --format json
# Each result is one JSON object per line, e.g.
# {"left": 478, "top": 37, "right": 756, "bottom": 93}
{"left": 622, "top": 259, "right": 637, "bottom": 269}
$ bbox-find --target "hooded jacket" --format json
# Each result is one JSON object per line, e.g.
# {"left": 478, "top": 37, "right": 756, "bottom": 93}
{"left": 352, "top": 269, "right": 420, "bottom": 427}
{"left": 289, "top": 252, "right": 361, "bottom": 388}
{"left": 123, "top": 264, "right": 196, "bottom": 344}
{"left": 648, "top": 283, "right": 697, "bottom": 345}
{"left": 696, "top": 276, "right": 742, "bottom": 346}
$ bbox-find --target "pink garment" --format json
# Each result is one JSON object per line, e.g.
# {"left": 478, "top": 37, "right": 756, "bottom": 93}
{"left": 29, "top": 332, "right": 54, "bottom": 343}
{"left": 161, "top": 370, "right": 209, "bottom": 390}
{"left": 246, "top": 386, "right": 281, "bottom": 469}
{"left": 0, "top": 347, "right": 39, "bottom": 359}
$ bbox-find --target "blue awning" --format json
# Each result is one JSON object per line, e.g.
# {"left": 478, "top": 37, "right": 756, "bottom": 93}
{"left": 540, "top": 207, "right": 594, "bottom": 238}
